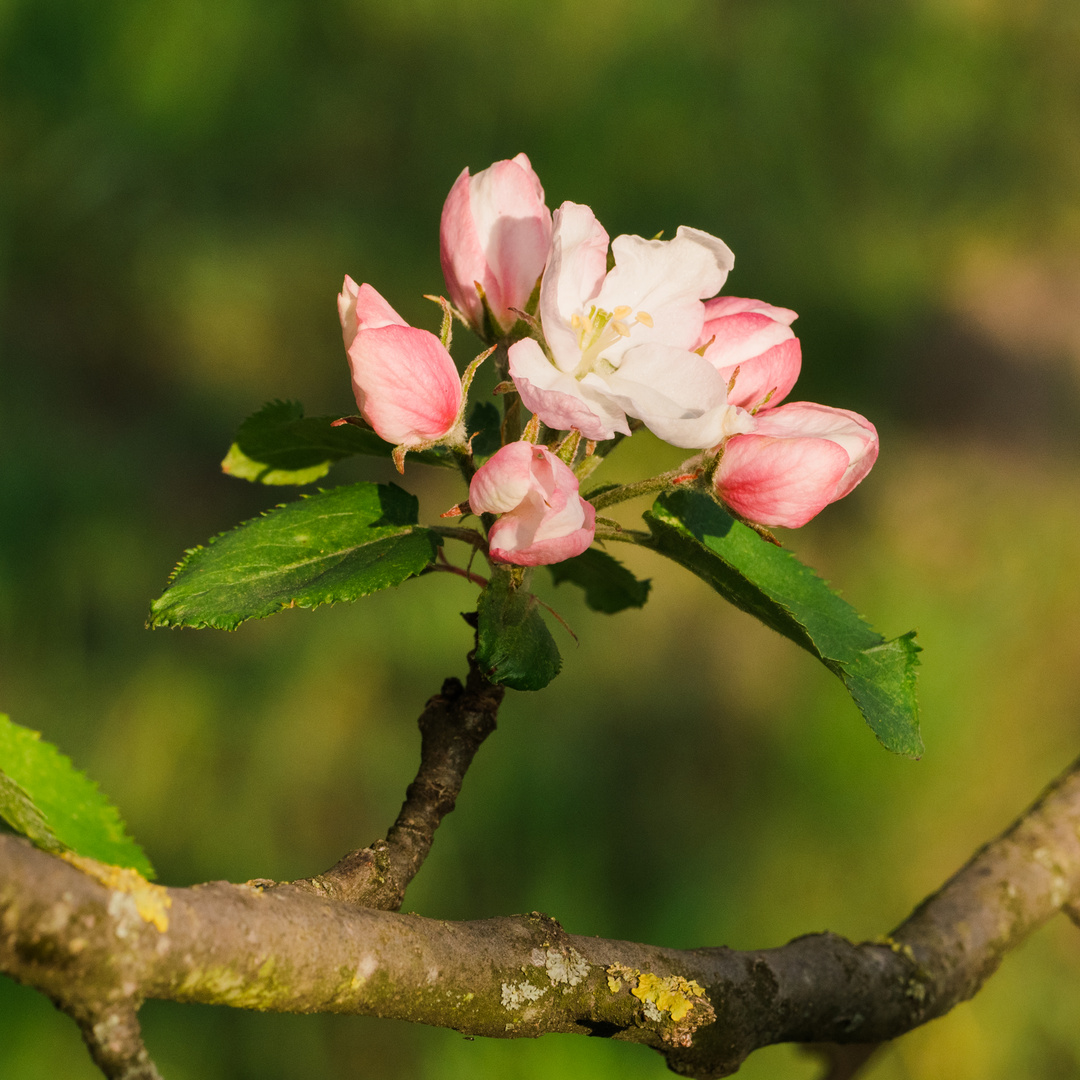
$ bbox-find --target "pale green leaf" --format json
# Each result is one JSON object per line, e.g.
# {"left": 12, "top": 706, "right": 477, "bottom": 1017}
{"left": 0, "top": 715, "right": 154, "bottom": 876}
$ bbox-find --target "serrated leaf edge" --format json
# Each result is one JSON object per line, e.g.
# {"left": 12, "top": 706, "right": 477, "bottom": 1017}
{"left": 0, "top": 717, "right": 155, "bottom": 877}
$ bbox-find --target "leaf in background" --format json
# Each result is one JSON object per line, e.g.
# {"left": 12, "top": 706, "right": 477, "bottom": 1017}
{"left": 644, "top": 490, "right": 921, "bottom": 757}
{"left": 222, "top": 400, "right": 451, "bottom": 486}
{"left": 0, "top": 714, "right": 155, "bottom": 877}
{"left": 476, "top": 572, "right": 562, "bottom": 691}
{"left": 465, "top": 401, "right": 503, "bottom": 459}
{"left": 149, "top": 482, "right": 441, "bottom": 630}
{"left": 548, "top": 548, "right": 651, "bottom": 613}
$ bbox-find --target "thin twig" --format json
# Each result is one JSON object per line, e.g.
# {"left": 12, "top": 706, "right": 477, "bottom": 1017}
{"left": 76, "top": 1008, "right": 163, "bottom": 1080}
{"left": 281, "top": 651, "right": 503, "bottom": 909}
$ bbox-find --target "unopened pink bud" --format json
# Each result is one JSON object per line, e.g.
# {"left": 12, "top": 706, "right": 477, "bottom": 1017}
{"left": 698, "top": 297, "right": 802, "bottom": 412}
{"left": 440, "top": 154, "right": 552, "bottom": 336}
{"left": 469, "top": 442, "right": 595, "bottom": 566}
{"left": 340, "top": 279, "right": 463, "bottom": 448}
{"left": 714, "top": 402, "right": 878, "bottom": 528}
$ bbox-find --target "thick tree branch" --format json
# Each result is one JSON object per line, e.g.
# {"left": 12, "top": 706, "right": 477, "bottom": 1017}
{"left": 280, "top": 651, "right": 503, "bottom": 909}
{"left": 3, "top": 754, "right": 1080, "bottom": 1078}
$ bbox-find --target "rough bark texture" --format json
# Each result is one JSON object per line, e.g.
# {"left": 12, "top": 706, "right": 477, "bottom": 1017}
{"left": 3, "top": 753, "right": 1080, "bottom": 1079}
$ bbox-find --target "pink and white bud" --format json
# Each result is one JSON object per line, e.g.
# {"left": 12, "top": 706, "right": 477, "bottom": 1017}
{"left": 440, "top": 153, "right": 553, "bottom": 336}
{"left": 469, "top": 442, "right": 596, "bottom": 566}
{"left": 714, "top": 402, "right": 879, "bottom": 528}
{"left": 339, "top": 278, "right": 463, "bottom": 448}
{"left": 698, "top": 296, "right": 802, "bottom": 412}
{"left": 338, "top": 275, "right": 407, "bottom": 349}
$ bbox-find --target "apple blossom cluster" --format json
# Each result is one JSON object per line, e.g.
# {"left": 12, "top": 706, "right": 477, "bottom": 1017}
{"left": 337, "top": 153, "right": 878, "bottom": 567}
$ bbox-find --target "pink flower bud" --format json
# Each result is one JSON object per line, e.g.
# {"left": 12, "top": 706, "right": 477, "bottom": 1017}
{"left": 714, "top": 402, "right": 878, "bottom": 528}
{"left": 469, "top": 442, "right": 596, "bottom": 566}
{"left": 440, "top": 153, "right": 553, "bottom": 335}
{"left": 339, "top": 278, "right": 463, "bottom": 447}
{"left": 698, "top": 296, "right": 802, "bottom": 412}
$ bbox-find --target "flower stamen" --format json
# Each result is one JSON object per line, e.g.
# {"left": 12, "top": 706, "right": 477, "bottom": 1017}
{"left": 570, "top": 306, "right": 656, "bottom": 378}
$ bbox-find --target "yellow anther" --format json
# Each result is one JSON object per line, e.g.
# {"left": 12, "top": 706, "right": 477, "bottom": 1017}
{"left": 612, "top": 305, "right": 632, "bottom": 319}
{"left": 636, "top": 310, "right": 654, "bottom": 328}
{"left": 612, "top": 321, "right": 630, "bottom": 337}
{"left": 570, "top": 314, "right": 582, "bottom": 329}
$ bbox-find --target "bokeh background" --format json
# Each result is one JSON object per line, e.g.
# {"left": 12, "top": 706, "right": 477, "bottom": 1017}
{"left": 4, "top": 1, "right": 1080, "bottom": 1076}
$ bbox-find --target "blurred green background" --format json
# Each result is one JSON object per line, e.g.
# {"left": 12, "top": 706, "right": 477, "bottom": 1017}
{"left": 3, "top": 0, "right": 1080, "bottom": 1076}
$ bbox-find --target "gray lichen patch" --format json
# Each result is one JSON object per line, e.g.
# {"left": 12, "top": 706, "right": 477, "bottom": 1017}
{"left": 501, "top": 980, "right": 547, "bottom": 1010}
{"left": 538, "top": 946, "right": 589, "bottom": 987}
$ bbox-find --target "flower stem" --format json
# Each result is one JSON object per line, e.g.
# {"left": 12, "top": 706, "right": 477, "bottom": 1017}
{"left": 586, "top": 469, "right": 685, "bottom": 511}
{"left": 430, "top": 525, "right": 487, "bottom": 549}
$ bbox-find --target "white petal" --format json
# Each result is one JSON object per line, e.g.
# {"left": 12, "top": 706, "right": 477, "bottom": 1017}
{"left": 606, "top": 345, "right": 751, "bottom": 449}
{"left": 540, "top": 202, "right": 610, "bottom": 371}
{"left": 509, "top": 338, "right": 629, "bottom": 440}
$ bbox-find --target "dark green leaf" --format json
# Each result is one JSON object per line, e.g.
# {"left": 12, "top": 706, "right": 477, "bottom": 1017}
{"left": 0, "top": 714, "right": 154, "bottom": 877}
{"left": 644, "top": 490, "right": 921, "bottom": 757}
{"left": 476, "top": 571, "right": 562, "bottom": 691}
{"left": 222, "top": 400, "right": 451, "bottom": 486}
{"left": 466, "top": 401, "right": 503, "bottom": 459}
{"left": 548, "top": 548, "right": 651, "bottom": 613}
{"left": 149, "top": 482, "right": 441, "bottom": 630}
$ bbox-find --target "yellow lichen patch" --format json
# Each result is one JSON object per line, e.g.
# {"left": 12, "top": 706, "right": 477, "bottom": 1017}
{"left": 631, "top": 972, "right": 708, "bottom": 1023}
{"left": 607, "top": 975, "right": 623, "bottom": 993}
{"left": 63, "top": 853, "right": 172, "bottom": 932}
{"left": 876, "top": 935, "right": 917, "bottom": 964}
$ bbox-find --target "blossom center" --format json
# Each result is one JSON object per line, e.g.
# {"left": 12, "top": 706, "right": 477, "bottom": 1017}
{"left": 569, "top": 305, "right": 653, "bottom": 378}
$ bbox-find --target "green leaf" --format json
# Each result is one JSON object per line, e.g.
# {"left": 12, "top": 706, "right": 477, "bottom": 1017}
{"left": 466, "top": 401, "right": 503, "bottom": 459}
{"left": 222, "top": 400, "right": 451, "bottom": 486}
{"left": 476, "top": 572, "right": 562, "bottom": 691}
{"left": 548, "top": 548, "right": 651, "bottom": 613}
{"left": 149, "top": 482, "right": 441, "bottom": 630}
{"left": 644, "top": 490, "right": 921, "bottom": 757}
{"left": 0, "top": 715, "right": 154, "bottom": 877}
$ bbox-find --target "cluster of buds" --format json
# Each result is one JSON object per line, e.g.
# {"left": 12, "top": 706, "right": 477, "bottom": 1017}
{"left": 338, "top": 154, "right": 878, "bottom": 565}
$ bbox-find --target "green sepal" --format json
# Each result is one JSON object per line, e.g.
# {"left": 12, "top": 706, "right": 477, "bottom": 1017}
{"left": 0, "top": 714, "right": 155, "bottom": 877}
{"left": 475, "top": 571, "right": 562, "bottom": 691}
{"left": 222, "top": 400, "right": 452, "bottom": 486}
{"left": 149, "top": 482, "right": 441, "bottom": 630}
{"left": 644, "top": 490, "right": 922, "bottom": 757}
{"left": 548, "top": 548, "right": 651, "bottom": 614}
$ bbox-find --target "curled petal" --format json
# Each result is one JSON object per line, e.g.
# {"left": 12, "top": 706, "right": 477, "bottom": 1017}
{"left": 347, "top": 324, "right": 462, "bottom": 446}
{"left": 600, "top": 227, "right": 734, "bottom": 332}
{"left": 699, "top": 301, "right": 802, "bottom": 411}
{"left": 702, "top": 295, "right": 798, "bottom": 325}
{"left": 605, "top": 345, "right": 752, "bottom": 449}
{"left": 715, "top": 402, "right": 878, "bottom": 528}
{"left": 717, "top": 337, "right": 802, "bottom": 412}
{"left": 508, "top": 338, "right": 630, "bottom": 440}
{"left": 468, "top": 440, "right": 538, "bottom": 514}
{"left": 470, "top": 442, "right": 596, "bottom": 566}
{"left": 338, "top": 278, "right": 407, "bottom": 349}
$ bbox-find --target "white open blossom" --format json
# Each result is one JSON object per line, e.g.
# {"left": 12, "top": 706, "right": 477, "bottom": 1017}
{"left": 508, "top": 201, "right": 753, "bottom": 447}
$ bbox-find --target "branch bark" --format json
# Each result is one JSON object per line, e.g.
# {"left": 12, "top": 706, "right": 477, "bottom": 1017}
{"left": 4, "top": 754, "right": 1080, "bottom": 1078}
